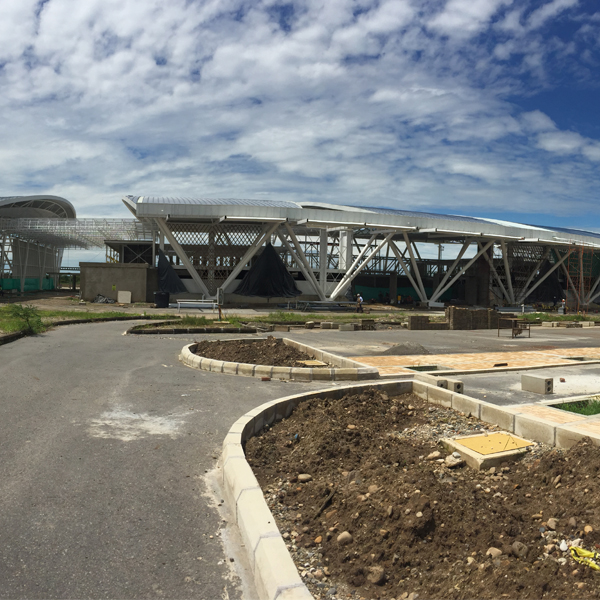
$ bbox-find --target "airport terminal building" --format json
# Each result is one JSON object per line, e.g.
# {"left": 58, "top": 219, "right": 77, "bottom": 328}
{"left": 3, "top": 194, "right": 600, "bottom": 310}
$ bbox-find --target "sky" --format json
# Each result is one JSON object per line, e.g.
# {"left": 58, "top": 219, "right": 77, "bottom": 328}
{"left": 1, "top": 0, "right": 599, "bottom": 231}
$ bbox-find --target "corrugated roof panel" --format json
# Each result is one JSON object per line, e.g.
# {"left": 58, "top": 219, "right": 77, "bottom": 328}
{"left": 138, "top": 196, "right": 299, "bottom": 208}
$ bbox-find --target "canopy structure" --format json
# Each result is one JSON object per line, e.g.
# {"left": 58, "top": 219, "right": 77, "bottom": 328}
{"left": 121, "top": 196, "right": 600, "bottom": 310}
{"left": 0, "top": 196, "right": 155, "bottom": 292}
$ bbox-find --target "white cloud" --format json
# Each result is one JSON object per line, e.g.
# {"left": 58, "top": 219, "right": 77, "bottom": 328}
{"left": 428, "top": 0, "right": 513, "bottom": 37}
{"left": 527, "top": 0, "right": 579, "bottom": 30}
{"left": 0, "top": 0, "right": 597, "bottom": 224}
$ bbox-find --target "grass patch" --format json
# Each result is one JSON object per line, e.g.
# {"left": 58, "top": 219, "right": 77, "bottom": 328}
{"left": 0, "top": 306, "right": 173, "bottom": 334}
{"left": 248, "top": 311, "right": 404, "bottom": 324}
{"left": 556, "top": 397, "right": 600, "bottom": 416}
{"left": 521, "top": 312, "right": 600, "bottom": 323}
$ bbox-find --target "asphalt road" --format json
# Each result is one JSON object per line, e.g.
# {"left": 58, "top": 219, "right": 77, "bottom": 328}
{"left": 0, "top": 323, "right": 319, "bottom": 599}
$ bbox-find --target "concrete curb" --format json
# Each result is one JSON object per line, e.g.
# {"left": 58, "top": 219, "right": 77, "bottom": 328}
{"left": 128, "top": 325, "right": 258, "bottom": 335}
{"left": 223, "top": 379, "right": 600, "bottom": 600}
{"left": 221, "top": 380, "right": 413, "bottom": 600}
{"left": 179, "top": 341, "right": 379, "bottom": 382}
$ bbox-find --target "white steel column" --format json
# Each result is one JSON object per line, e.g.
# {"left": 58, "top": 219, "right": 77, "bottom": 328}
{"left": 155, "top": 218, "right": 211, "bottom": 297}
{"left": 277, "top": 231, "right": 325, "bottom": 300}
{"left": 518, "top": 248, "right": 571, "bottom": 302}
{"left": 282, "top": 224, "right": 326, "bottom": 301}
{"left": 430, "top": 240, "right": 495, "bottom": 303}
{"left": 328, "top": 233, "right": 377, "bottom": 299}
{"left": 388, "top": 241, "right": 427, "bottom": 303}
{"left": 516, "top": 247, "right": 551, "bottom": 304}
{"left": 319, "top": 230, "right": 328, "bottom": 292}
{"left": 20, "top": 240, "right": 30, "bottom": 293}
{"left": 402, "top": 233, "right": 427, "bottom": 301}
{"left": 338, "top": 230, "right": 353, "bottom": 271}
{"left": 479, "top": 244, "right": 512, "bottom": 303}
{"left": 220, "top": 221, "right": 283, "bottom": 292}
{"left": 559, "top": 260, "right": 581, "bottom": 308}
{"left": 329, "top": 233, "right": 394, "bottom": 300}
{"left": 429, "top": 240, "right": 471, "bottom": 303}
{"left": 501, "top": 241, "right": 515, "bottom": 305}
{"left": 585, "top": 270, "right": 600, "bottom": 305}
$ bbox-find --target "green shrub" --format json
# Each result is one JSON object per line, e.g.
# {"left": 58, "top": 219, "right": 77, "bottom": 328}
{"left": 7, "top": 304, "right": 45, "bottom": 334}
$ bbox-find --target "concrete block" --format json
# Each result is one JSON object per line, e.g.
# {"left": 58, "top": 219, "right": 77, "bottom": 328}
{"left": 236, "top": 488, "right": 281, "bottom": 568}
{"left": 333, "top": 368, "right": 359, "bottom": 381}
{"left": 331, "top": 322, "right": 340, "bottom": 329}
{"left": 253, "top": 535, "right": 306, "bottom": 600}
{"left": 210, "top": 360, "right": 224, "bottom": 373}
{"left": 521, "top": 374, "right": 553, "bottom": 394}
{"left": 199, "top": 357, "right": 212, "bottom": 371}
{"left": 305, "top": 321, "right": 315, "bottom": 329}
{"left": 222, "top": 361, "right": 239, "bottom": 375}
{"left": 412, "top": 381, "right": 428, "bottom": 400}
{"left": 441, "top": 435, "right": 530, "bottom": 471}
{"left": 274, "top": 325, "right": 290, "bottom": 332}
{"left": 427, "top": 385, "right": 453, "bottom": 407}
{"left": 556, "top": 425, "right": 600, "bottom": 449}
{"left": 541, "top": 321, "right": 556, "bottom": 327}
{"left": 117, "top": 290, "right": 132, "bottom": 303}
{"left": 222, "top": 442, "right": 245, "bottom": 467}
{"left": 254, "top": 366, "right": 273, "bottom": 379}
{"left": 290, "top": 368, "right": 312, "bottom": 381}
{"left": 339, "top": 323, "right": 357, "bottom": 331}
{"left": 271, "top": 366, "right": 292, "bottom": 380}
{"left": 191, "top": 355, "right": 202, "bottom": 368}
{"left": 414, "top": 373, "right": 448, "bottom": 389}
{"left": 446, "top": 378, "right": 464, "bottom": 394}
{"left": 321, "top": 321, "right": 333, "bottom": 329}
{"left": 581, "top": 321, "right": 594, "bottom": 327}
{"left": 223, "top": 458, "right": 260, "bottom": 509}
{"left": 272, "top": 586, "right": 313, "bottom": 600}
{"left": 356, "top": 368, "right": 379, "bottom": 380}
{"left": 514, "top": 414, "right": 556, "bottom": 446}
{"left": 312, "top": 369, "right": 334, "bottom": 381}
{"left": 238, "top": 363, "right": 256, "bottom": 377}
{"left": 479, "top": 402, "right": 515, "bottom": 432}
{"left": 451, "top": 393, "right": 481, "bottom": 418}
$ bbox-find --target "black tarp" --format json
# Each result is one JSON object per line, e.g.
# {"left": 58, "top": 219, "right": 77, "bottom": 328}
{"left": 157, "top": 249, "right": 188, "bottom": 294}
{"left": 234, "top": 243, "right": 301, "bottom": 298}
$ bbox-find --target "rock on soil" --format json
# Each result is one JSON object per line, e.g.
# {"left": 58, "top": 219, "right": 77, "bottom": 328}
{"left": 193, "top": 336, "right": 330, "bottom": 367}
{"left": 245, "top": 387, "right": 600, "bottom": 599}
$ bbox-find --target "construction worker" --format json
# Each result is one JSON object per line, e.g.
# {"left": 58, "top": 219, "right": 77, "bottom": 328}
{"left": 356, "top": 294, "right": 364, "bottom": 313}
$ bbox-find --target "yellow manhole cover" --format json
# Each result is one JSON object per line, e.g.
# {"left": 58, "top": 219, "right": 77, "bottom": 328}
{"left": 298, "top": 360, "right": 328, "bottom": 367}
{"left": 455, "top": 433, "right": 533, "bottom": 455}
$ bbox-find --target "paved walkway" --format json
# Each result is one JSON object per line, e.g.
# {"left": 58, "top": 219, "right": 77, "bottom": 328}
{"left": 351, "top": 346, "right": 600, "bottom": 375}
{"left": 0, "top": 322, "right": 319, "bottom": 599}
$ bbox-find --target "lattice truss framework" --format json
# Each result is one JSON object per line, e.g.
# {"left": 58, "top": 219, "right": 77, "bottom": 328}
{"left": 0, "top": 218, "right": 155, "bottom": 249}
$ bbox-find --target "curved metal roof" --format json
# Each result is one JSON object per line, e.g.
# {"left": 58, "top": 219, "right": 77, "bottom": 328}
{"left": 0, "top": 195, "right": 76, "bottom": 219}
{"left": 123, "top": 195, "right": 600, "bottom": 247}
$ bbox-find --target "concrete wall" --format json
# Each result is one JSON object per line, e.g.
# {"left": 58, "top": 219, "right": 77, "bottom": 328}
{"left": 80, "top": 263, "right": 157, "bottom": 303}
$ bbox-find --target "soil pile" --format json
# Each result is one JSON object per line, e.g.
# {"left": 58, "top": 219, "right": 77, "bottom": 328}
{"left": 246, "top": 389, "right": 600, "bottom": 599}
{"left": 193, "top": 336, "right": 322, "bottom": 367}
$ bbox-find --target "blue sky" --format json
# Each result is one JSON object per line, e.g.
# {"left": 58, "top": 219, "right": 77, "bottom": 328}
{"left": 0, "top": 0, "right": 599, "bottom": 231}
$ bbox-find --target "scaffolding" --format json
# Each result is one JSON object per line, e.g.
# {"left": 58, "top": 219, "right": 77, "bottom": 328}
{"left": 565, "top": 244, "right": 600, "bottom": 312}
{"left": 0, "top": 218, "right": 154, "bottom": 249}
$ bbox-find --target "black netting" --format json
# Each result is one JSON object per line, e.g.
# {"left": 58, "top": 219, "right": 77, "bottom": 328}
{"left": 234, "top": 243, "right": 301, "bottom": 298}
{"left": 157, "top": 249, "right": 188, "bottom": 294}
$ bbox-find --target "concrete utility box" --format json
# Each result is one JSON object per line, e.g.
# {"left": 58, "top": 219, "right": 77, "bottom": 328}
{"left": 521, "top": 374, "right": 553, "bottom": 395}
{"left": 117, "top": 290, "right": 132, "bottom": 304}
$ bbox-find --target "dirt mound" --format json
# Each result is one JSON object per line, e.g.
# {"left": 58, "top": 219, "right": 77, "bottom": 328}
{"left": 193, "top": 336, "right": 321, "bottom": 367}
{"left": 246, "top": 389, "right": 600, "bottom": 599}
{"left": 380, "top": 342, "right": 430, "bottom": 356}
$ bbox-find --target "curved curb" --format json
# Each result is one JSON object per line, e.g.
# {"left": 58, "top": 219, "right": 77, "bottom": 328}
{"left": 127, "top": 324, "right": 258, "bottom": 335}
{"left": 223, "top": 377, "right": 600, "bottom": 600}
{"left": 179, "top": 340, "right": 379, "bottom": 382}
{"left": 221, "top": 380, "right": 413, "bottom": 600}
